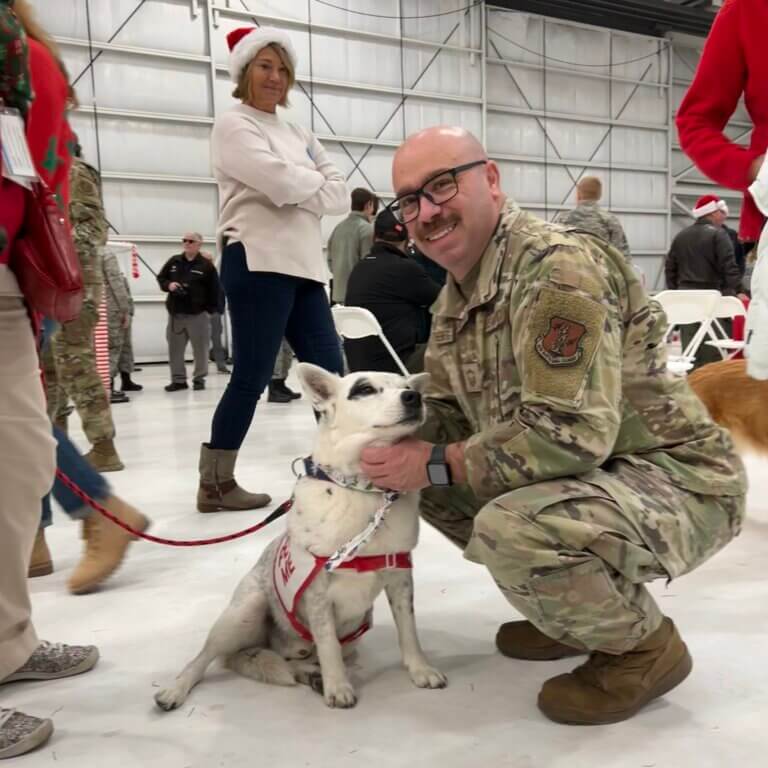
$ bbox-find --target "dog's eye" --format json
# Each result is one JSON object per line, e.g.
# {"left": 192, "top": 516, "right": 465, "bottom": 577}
{"left": 348, "top": 379, "right": 379, "bottom": 399}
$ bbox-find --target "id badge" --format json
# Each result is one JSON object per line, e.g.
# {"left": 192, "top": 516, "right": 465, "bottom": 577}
{"left": 1, "top": 107, "right": 37, "bottom": 182}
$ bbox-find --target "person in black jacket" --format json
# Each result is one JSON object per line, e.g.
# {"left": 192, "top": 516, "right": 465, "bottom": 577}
{"left": 344, "top": 209, "right": 441, "bottom": 373}
{"left": 665, "top": 195, "right": 745, "bottom": 368}
{"left": 157, "top": 233, "right": 221, "bottom": 391}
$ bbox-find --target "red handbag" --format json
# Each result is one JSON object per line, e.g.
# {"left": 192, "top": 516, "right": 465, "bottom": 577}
{"left": 10, "top": 179, "right": 83, "bottom": 322}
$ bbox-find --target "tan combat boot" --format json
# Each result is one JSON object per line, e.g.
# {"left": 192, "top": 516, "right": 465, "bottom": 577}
{"left": 68, "top": 496, "right": 150, "bottom": 594}
{"left": 196, "top": 443, "right": 271, "bottom": 513}
{"left": 28, "top": 529, "right": 53, "bottom": 578}
{"left": 85, "top": 439, "right": 124, "bottom": 472}
{"left": 537, "top": 617, "right": 692, "bottom": 725}
{"left": 496, "top": 621, "right": 584, "bottom": 661}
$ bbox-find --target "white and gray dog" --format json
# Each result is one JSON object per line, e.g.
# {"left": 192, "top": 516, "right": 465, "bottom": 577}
{"left": 154, "top": 363, "right": 446, "bottom": 711}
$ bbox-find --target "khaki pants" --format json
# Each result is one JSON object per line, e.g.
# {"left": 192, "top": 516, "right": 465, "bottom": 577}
{"left": 167, "top": 313, "right": 210, "bottom": 384}
{"left": 0, "top": 268, "right": 56, "bottom": 678}
{"left": 421, "top": 458, "right": 743, "bottom": 654}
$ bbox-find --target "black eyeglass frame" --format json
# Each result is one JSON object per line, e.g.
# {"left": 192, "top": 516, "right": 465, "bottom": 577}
{"left": 387, "top": 160, "right": 488, "bottom": 224}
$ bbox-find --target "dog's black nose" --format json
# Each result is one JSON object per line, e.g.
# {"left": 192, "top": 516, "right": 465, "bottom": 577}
{"left": 401, "top": 390, "right": 422, "bottom": 408}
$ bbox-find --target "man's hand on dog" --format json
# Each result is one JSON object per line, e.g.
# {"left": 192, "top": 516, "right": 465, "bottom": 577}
{"left": 361, "top": 439, "right": 467, "bottom": 490}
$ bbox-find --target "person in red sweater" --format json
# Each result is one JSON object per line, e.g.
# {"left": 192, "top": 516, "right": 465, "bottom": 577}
{"left": 676, "top": 0, "right": 766, "bottom": 243}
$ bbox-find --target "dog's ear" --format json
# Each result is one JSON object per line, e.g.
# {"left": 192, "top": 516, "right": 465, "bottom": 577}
{"left": 296, "top": 363, "right": 340, "bottom": 407}
{"left": 407, "top": 372, "right": 430, "bottom": 393}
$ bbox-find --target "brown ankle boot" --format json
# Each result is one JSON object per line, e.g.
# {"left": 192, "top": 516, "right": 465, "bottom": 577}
{"left": 68, "top": 496, "right": 150, "bottom": 594}
{"left": 85, "top": 439, "right": 124, "bottom": 472}
{"left": 496, "top": 621, "right": 584, "bottom": 661}
{"left": 28, "top": 529, "right": 53, "bottom": 578}
{"left": 537, "top": 617, "right": 692, "bottom": 725}
{"left": 196, "top": 443, "right": 271, "bottom": 513}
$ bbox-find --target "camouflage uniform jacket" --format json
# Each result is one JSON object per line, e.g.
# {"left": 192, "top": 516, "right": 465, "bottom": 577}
{"left": 554, "top": 201, "right": 631, "bottom": 262}
{"left": 102, "top": 248, "right": 131, "bottom": 318}
{"left": 421, "top": 200, "right": 746, "bottom": 503}
{"left": 68, "top": 157, "right": 108, "bottom": 307}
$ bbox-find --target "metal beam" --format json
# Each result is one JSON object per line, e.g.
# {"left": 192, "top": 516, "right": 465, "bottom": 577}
{"left": 487, "top": 103, "right": 668, "bottom": 133}
{"left": 209, "top": 3, "right": 482, "bottom": 55}
{"left": 212, "top": 64, "right": 482, "bottom": 105}
{"left": 55, "top": 35, "right": 211, "bottom": 64}
{"left": 73, "top": 105, "right": 214, "bottom": 125}
{"left": 491, "top": 152, "right": 668, "bottom": 175}
{"left": 487, "top": 55, "right": 670, "bottom": 89}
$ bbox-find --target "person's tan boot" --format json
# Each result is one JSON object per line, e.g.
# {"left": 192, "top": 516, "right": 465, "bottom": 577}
{"left": 496, "top": 621, "right": 585, "bottom": 661}
{"left": 85, "top": 439, "right": 124, "bottom": 472}
{"left": 68, "top": 496, "right": 150, "bottom": 595}
{"left": 537, "top": 617, "right": 692, "bottom": 725}
{"left": 28, "top": 529, "right": 53, "bottom": 578}
{"left": 196, "top": 443, "right": 271, "bottom": 513}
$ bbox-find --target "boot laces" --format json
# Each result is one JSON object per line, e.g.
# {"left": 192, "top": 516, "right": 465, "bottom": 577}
{"left": 576, "top": 649, "right": 649, "bottom": 690}
{"left": 0, "top": 709, "right": 16, "bottom": 728}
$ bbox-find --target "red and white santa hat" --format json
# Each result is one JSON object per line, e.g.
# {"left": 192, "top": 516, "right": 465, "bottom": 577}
{"left": 226, "top": 26, "right": 297, "bottom": 83}
{"left": 692, "top": 194, "right": 729, "bottom": 219}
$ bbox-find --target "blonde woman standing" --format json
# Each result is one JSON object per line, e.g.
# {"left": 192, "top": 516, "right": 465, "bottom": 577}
{"left": 198, "top": 27, "right": 348, "bottom": 512}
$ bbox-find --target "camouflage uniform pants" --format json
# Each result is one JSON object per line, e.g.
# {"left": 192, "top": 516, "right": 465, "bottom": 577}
{"left": 43, "top": 304, "right": 115, "bottom": 445}
{"left": 272, "top": 339, "right": 294, "bottom": 380}
{"left": 108, "top": 311, "right": 133, "bottom": 378}
{"left": 421, "top": 459, "right": 743, "bottom": 654}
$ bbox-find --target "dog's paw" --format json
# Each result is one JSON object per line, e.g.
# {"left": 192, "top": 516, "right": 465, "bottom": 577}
{"left": 408, "top": 665, "right": 448, "bottom": 690}
{"left": 323, "top": 680, "right": 357, "bottom": 709}
{"left": 154, "top": 686, "right": 187, "bottom": 712}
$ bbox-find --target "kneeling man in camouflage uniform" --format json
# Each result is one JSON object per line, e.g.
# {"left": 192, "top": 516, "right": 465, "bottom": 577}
{"left": 360, "top": 127, "right": 747, "bottom": 725}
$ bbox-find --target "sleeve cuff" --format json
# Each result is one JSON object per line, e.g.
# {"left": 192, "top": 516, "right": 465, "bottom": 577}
{"left": 748, "top": 156, "right": 768, "bottom": 216}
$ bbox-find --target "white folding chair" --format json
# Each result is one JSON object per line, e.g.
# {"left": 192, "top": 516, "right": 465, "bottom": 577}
{"left": 653, "top": 290, "right": 721, "bottom": 375}
{"left": 704, "top": 295, "right": 747, "bottom": 359}
{"left": 331, "top": 305, "right": 410, "bottom": 376}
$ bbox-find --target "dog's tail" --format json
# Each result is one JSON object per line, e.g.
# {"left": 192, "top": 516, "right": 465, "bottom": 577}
{"left": 688, "top": 359, "right": 768, "bottom": 456}
{"left": 225, "top": 648, "right": 296, "bottom": 687}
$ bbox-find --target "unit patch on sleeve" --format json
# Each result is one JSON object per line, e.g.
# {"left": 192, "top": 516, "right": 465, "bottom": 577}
{"left": 525, "top": 285, "right": 607, "bottom": 404}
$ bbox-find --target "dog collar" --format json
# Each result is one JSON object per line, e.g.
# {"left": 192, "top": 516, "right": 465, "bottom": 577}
{"left": 301, "top": 456, "right": 389, "bottom": 495}
{"left": 296, "top": 456, "right": 401, "bottom": 572}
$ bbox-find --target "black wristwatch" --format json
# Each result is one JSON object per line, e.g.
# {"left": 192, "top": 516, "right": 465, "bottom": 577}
{"left": 426, "top": 444, "right": 453, "bottom": 487}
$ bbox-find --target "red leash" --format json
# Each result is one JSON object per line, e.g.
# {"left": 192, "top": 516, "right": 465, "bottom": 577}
{"left": 54, "top": 469, "right": 291, "bottom": 547}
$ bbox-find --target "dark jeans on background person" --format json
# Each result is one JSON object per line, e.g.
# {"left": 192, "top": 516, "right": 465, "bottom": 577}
{"left": 41, "top": 425, "right": 109, "bottom": 528}
{"left": 209, "top": 241, "right": 343, "bottom": 451}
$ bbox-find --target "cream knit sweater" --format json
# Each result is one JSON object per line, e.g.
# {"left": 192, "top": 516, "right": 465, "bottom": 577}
{"left": 211, "top": 103, "right": 349, "bottom": 283}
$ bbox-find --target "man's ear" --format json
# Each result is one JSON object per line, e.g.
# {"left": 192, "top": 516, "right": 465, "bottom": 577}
{"left": 296, "top": 363, "right": 340, "bottom": 408}
{"left": 407, "top": 372, "right": 430, "bottom": 393}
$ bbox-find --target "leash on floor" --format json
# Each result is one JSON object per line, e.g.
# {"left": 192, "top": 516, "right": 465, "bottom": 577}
{"left": 54, "top": 469, "right": 291, "bottom": 546}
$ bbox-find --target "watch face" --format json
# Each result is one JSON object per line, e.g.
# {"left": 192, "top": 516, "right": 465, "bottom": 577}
{"left": 428, "top": 464, "right": 450, "bottom": 486}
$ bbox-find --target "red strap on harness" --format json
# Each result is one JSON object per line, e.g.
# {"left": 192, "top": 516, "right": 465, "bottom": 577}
{"left": 328, "top": 552, "right": 413, "bottom": 572}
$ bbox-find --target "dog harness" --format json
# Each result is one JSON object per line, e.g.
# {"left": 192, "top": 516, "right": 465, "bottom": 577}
{"left": 273, "top": 458, "right": 413, "bottom": 644}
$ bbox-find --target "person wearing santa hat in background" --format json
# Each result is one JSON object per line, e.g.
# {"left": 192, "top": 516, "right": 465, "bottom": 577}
{"left": 675, "top": 0, "right": 768, "bottom": 378}
{"left": 196, "top": 26, "right": 348, "bottom": 513}
{"left": 665, "top": 194, "right": 745, "bottom": 369}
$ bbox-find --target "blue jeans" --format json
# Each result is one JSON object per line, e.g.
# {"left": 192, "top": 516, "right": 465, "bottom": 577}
{"left": 41, "top": 426, "right": 110, "bottom": 527}
{"left": 209, "top": 241, "right": 343, "bottom": 450}
{"left": 39, "top": 318, "right": 109, "bottom": 527}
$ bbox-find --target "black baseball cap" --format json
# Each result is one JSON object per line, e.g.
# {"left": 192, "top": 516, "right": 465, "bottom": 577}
{"left": 375, "top": 208, "right": 408, "bottom": 243}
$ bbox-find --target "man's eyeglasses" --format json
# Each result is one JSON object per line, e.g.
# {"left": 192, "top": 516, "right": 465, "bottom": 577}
{"left": 182, "top": 239, "right": 198, "bottom": 244}
{"left": 388, "top": 160, "right": 488, "bottom": 224}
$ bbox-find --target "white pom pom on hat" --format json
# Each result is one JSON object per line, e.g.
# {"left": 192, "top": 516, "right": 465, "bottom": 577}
{"left": 226, "top": 26, "right": 297, "bottom": 83}
{"left": 692, "top": 193, "right": 729, "bottom": 219}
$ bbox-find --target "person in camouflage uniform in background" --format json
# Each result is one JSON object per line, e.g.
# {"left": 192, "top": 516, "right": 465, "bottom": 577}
{"left": 102, "top": 246, "right": 141, "bottom": 399}
{"left": 360, "top": 127, "right": 746, "bottom": 725}
{"left": 268, "top": 338, "right": 301, "bottom": 402}
{"left": 555, "top": 175, "right": 632, "bottom": 262}
{"left": 43, "top": 149, "right": 123, "bottom": 472}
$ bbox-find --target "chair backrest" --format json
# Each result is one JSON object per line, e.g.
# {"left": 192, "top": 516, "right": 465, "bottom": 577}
{"left": 331, "top": 305, "right": 410, "bottom": 375}
{"left": 712, "top": 295, "right": 747, "bottom": 320}
{"left": 653, "top": 289, "right": 721, "bottom": 327}
{"left": 331, "top": 305, "right": 383, "bottom": 340}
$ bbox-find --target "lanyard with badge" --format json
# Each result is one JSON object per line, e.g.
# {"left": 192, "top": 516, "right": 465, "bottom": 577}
{"left": 0, "top": 102, "right": 38, "bottom": 188}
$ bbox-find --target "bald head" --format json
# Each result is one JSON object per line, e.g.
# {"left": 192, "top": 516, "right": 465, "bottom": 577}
{"left": 391, "top": 126, "right": 504, "bottom": 281}
{"left": 393, "top": 126, "right": 487, "bottom": 181}
{"left": 576, "top": 176, "right": 602, "bottom": 203}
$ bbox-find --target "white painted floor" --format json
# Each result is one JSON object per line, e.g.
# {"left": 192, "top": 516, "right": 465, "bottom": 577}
{"left": 8, "top": 365, "right": 768, "bottom": 767}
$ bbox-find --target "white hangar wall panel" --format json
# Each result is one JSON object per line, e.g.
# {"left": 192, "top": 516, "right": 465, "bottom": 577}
{"left": 485, "top": 6, "right": 672, "bottom": 287}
